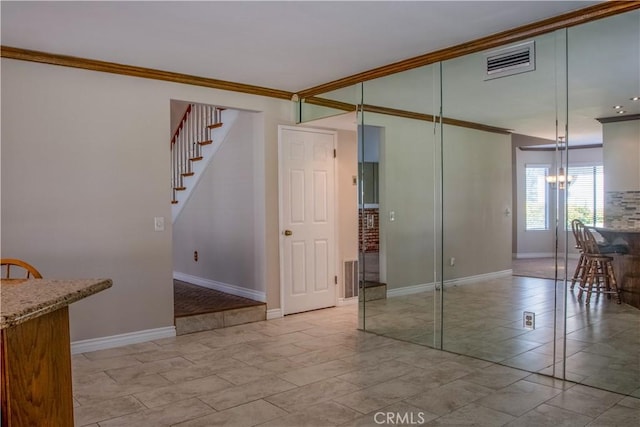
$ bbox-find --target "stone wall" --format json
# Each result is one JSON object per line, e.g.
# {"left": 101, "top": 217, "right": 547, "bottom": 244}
{"left": 605, "top": 191, "right": 640, "bottom": 228}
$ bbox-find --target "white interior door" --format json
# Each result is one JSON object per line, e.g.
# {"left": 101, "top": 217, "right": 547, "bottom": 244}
{"left": 279, "top": 125, "right": 336, "bottom": 315}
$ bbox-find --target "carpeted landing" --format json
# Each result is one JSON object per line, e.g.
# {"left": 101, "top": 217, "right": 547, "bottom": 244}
{"left": 173, "top": 280, "right": 266, "bottom": 335}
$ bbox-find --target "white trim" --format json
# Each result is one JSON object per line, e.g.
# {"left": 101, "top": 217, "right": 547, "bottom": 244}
{"left": 514, "top": 252, "right": 556, "bottom": 259}
{"left": 443, "top": 269, "right": 513, "bottom": 287}
{"left": 71, "top": 327, "right": 176, "bottom": 354}
{"left": 386, "top": 270, "right": 513, "bottom": 298}
{"left": 173, "top": 272, "right": 266, "bottom": 302}
{"left": 387, "top": 282, "right": 436, "bottom": 298}
{"left": 338, "top": 297, "right": 359, "bottom": 306}
{"left": 266, "top": 308, "right": 283, "bottom": 320}
{"left": 514, "top": 252, "right": 580, "bottom": 260}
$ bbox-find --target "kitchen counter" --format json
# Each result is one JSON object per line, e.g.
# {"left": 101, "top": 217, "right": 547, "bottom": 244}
{"left": 591, "top": 227, "right": 640, "bottom": 309}
{"left": 1, "top": 278, "right": 112, "bottom": 426}
{"left": 1, "top": 278, "right": 112, "bottom": 329}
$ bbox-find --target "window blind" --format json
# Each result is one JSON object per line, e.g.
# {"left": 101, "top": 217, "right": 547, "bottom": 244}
{"left": 525, "top": 166, "right": 548, "bottom": 230}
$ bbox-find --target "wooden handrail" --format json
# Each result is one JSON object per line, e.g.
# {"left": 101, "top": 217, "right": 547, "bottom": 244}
{"left": 171, "top": 104, "right": 192, "bottom": 147}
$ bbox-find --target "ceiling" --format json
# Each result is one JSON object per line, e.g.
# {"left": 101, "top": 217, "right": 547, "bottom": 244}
{"left": 1, "top": 1, "right": 602, "bottom": 93}
{"left": 2, "top": 1, "right": 638, "bottom": 144}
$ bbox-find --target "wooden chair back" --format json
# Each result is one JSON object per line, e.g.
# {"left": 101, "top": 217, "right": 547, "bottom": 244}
{"left": 1, "top": 258, "right": 42, "bottom": 279}
{"left": 571, "top": 219, "right": 586, "bottom": 252}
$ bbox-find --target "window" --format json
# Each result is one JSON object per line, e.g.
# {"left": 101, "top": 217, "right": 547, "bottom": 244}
{"left": 567, "top": 165, "right": 604, "bottom": 227}
{"left": 525, "top": 165, "right": 548, "bottom": 230}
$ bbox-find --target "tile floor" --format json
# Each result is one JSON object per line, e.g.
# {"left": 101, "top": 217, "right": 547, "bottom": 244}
{"left": 73, "top": 302, "right": 639, "bottom": 426}
{"left": 363, "top": 275, "right": 640, "bottom": 398}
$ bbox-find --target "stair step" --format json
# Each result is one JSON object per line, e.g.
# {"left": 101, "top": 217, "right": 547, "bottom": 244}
{"left": 207, "top": 123, "right": 223, "bottom": 130}
{"left": 182, "top": 172, "right": 195, "bottom": 177}
{"left": 174, "top": 186, "right": 186, "bottom": 191}
{"left": 198, "top": 140, "right": 213, "bottom": 146}
{"left": 190, "top": 156, "right": 203, "bottom": 162}
{"left": 171, "top": 200, "right": 179, "bottom": 204}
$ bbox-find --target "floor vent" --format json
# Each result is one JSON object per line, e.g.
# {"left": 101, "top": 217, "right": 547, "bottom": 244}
{"left": 343, "top": 259, "right": 359, "bottom": 298}
{"left": 484, "top": 41, "right": 535, "bottom": 80}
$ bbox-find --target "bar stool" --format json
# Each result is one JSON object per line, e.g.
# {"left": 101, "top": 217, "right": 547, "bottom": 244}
{"left": 570, "top": 219, "right": 588, "bottom": 290}
{"left": 578, "top": 228, "right": 621, "bottom": 304}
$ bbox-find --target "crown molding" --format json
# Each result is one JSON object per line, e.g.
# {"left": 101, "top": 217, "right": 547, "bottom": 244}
{"left": 0, "top": 46, "right": 294, "bottom": 100}
{"left": 297, "top": 1, "right": 640, "bottom": 98}
{"left": 304, "top": 96, "right": 512, "bottom": 135}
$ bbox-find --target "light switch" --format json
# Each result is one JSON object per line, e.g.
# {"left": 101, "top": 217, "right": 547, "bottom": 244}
{"left": 389, "top": 211, "right": 395, "bottom": 222}
{"left": 154, "top": 216, "right": 165, "bottom": 232}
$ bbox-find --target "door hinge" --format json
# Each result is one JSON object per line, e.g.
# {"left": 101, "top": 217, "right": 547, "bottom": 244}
{"left": 333, "top": 149, "right": 337, "bottom": 158}
{"left": 334, "top": 275, "right": 338, "bottom": 285}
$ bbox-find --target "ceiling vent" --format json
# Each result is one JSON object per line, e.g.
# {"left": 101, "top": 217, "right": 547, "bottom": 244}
{"left": 484, "top": 41, "right": 535, "bottom": 80}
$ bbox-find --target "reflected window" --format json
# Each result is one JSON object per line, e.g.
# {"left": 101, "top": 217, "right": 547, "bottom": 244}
{"left": 567, "top": 164, "right": 604, "bottom": 227}
{"left": 525, "top": 165, "right": 549, "bottom": 230}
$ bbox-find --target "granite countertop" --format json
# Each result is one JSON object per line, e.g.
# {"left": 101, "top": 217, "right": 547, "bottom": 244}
{"left": 0, "top": 278, "right": 112, "bottom": 329}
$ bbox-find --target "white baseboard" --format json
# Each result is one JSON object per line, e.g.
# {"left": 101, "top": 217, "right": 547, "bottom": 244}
{"left": 444, "top": 269, "right": 513, "bottom": 287}
{"left": 266, "top": 308, "right": 283, "bottom": 320}
{"left": 174, "top": 272, "right": 266, "bottom": 302}
{"left": 386, "top": 269, "right": 513, "bottom": 298}
{"left": 387, "top": 282, "right": 436, "bottom": 298}
{"left": 514, "top": 252, "right": 555, "bottom": 259}
{"left": 71, "top": 326, "right": 176, "bottom": 355}
{"left": 514, "top": 253, "right": 580, "bottom": 260}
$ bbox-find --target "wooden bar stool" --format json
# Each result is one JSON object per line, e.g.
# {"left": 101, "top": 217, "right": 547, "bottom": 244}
{"left": 1, "top": 258, "right": 42, "bottom": 279}
{"left": 578, "top": 228, "right": 621, "bottom": 305}
{"left": 570, "top": 219, "right": 588, "bottom": 290}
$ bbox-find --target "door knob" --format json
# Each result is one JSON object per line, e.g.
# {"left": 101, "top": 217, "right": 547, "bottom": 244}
{"left": 283, "top": 230, "right": 293, "bottom": 236}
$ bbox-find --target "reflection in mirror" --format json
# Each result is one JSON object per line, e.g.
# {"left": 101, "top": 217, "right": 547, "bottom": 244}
{"left": 358, "top": 63, "right": 442, "bottom": 347}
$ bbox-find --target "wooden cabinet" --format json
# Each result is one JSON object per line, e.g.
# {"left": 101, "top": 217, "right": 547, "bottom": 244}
{"left": 1, "top": 307, "right": 74, "bottom": 427}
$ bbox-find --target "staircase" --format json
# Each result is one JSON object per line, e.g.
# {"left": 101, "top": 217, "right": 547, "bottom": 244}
{"left": 170, "top": 103, "right": 238, "bottom": 221}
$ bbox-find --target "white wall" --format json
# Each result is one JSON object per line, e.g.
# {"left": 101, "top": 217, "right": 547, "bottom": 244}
{"left": 172, "top": 111, "right": 263, "bottom": 297}
{"left": 0, "top": 58, "right": 292, "bottom": 341}
{"left": 603, "top": 120, "right": 640, "bottom": 192}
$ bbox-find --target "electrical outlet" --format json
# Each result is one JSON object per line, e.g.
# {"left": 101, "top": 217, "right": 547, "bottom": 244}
{"left": 450, "top": 257, "right": 456, "bottom": 266}
{"left": 523, "top": 311, "right": 535, "bottom": 330}
{"left": 194, "top": 251, "right": 198, "bottom": 262}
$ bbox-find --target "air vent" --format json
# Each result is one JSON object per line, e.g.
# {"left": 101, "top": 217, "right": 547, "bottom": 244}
{"left": 484, "top": 41, "right": 535, "bottom": 80}
{"left": 343, "top": 259, "right": 359, "bottom": 298}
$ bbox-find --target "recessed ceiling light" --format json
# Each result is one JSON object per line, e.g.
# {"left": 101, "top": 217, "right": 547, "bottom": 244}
{"left": 617, "top": 110, "right": 626, "bottom": 114}
{"left": 631, "top": 96, "right": 640, "bottom": 101}
{"left": 613, "top": 105, "right": 623, "bottom": 109}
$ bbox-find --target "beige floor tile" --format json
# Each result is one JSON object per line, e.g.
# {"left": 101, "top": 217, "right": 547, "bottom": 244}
{"left": 199, "top": 375, "right": 297, "bottom": 411}
{"left": 586, "top": 403, "right": 640, "bottom": 426}
{"left": 73, "top": 395, "right": 144, "bottom": 426}
{"left": 264, "top": 377, "right": 361, "bottom": 413}
{"left": 105, "top": 356, "right": 193, "bottom": 383}
{"left": 133, "top": 375, "right": 233, "bottom": 408}
{"left": 475, "top": 380, "right": 562, "bottom": 417}
{"left": 343, "top": 401, "right": 438, "bottom": 426}
{"left": 259, "top": 401, "right": 361, "bottom": 427}
{"left": 337, "top": 359, "right": 418, "bottom": 388}
{"left": 216, "top": 365, "right": 275, "bottom": 385}
{"left": 505, "top": 403, "right": 593, "bottom": 427}
{"left": 98, "top": 398, "right": 214, "bottom": 427}
{"left": 404, "top": 379, "right": 494, "bottom": 416}
{"left": 74, "top": 373, "right": 171, "bottom": 406}
{"left": 461, "top": 364, "right": 531, "bottom": 390}
{"left": 338, "top": 377, "right": 425, "bottom": 414}
{"left": 173, "top": 399, "right": 287, "bottom": 427}
{"left": 425, "top": 402, "right": 515, "bottom": 426}
{"left": 278, "top": 359, "right": 357, "bottom": 386}
{"left": 545, "top": 384, "right": 625, "bottom": 418}
{"left": 159, "top": 357, "right": 251, "bottom": 383}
